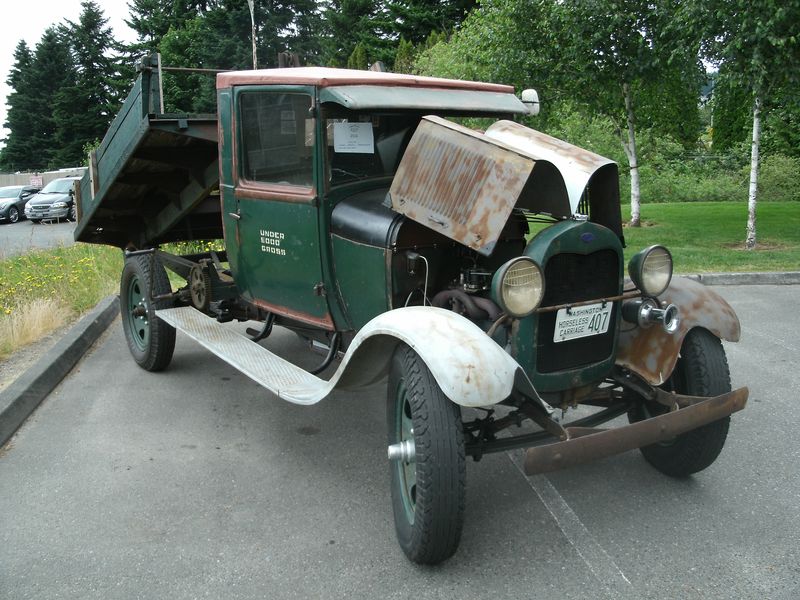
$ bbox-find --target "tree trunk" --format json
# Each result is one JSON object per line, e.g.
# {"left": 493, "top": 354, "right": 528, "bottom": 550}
{"left": 746, "top": 95, "right": 761, "bottom": 250}
{"left": 621, "top": 83, "right": 641, "bottom": 227}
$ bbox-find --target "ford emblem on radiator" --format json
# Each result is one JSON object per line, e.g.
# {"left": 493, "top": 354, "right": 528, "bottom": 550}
{"left": 580, "top": 232, "right": 596, "bottom": 243}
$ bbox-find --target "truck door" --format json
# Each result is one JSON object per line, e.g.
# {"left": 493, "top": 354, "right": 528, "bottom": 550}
{"left": 220, "top": 86, "right": 332, "bottom": 328}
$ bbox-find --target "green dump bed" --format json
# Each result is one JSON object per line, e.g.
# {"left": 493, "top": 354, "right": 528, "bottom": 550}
{"left": 75, "top": 64, "right": 221, "bottom": 248}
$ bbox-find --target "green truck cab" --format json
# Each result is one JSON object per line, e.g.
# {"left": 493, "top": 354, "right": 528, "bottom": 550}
{"left": 75, "top": 56, "right": 748, "bottom": 565}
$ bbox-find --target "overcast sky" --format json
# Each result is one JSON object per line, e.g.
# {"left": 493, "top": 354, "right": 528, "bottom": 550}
{"left": 0, "top": 0, "right": 137, "bottom": 155}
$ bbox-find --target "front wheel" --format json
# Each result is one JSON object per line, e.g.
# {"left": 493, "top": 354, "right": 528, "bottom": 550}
{"left": 68, "top": 204, "right": 77, "bottom": 221}
{"left": 628, "top": 328, "right": 731, "bottom": 477}
{"left": 8, "top": 207, "right": 20, "bottom": 223}
{"left": 387, "top": 344, "right": 465, "bottom": 565}
{"left": 120, "top": 254, "right": 176, "bottom": 371}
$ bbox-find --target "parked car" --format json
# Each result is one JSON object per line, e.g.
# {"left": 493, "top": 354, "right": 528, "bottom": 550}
{"left": 24, "top": 176, "right": 83, "bottom": 223}
{"left": 0, "top": 185, "right": 40, "bottom": 223}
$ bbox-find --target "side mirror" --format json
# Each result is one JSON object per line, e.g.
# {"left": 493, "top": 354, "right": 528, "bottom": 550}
{"left": 521, "top": 89, "right": 540, "bottom": 116}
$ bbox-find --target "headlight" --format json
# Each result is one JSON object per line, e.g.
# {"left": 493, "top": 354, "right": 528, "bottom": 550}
{"left": 628, "top": 245, "right": 673, "bottom": 296}
{"left": 491, "top": 257, "right": 545, "bottom": 318}
{"left": 52, "top": 201, "right": 67, "bottom": 208}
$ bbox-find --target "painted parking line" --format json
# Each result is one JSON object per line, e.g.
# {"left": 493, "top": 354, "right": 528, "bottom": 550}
{"left": 508, "top": 450, "right": 634, "bottom": 599}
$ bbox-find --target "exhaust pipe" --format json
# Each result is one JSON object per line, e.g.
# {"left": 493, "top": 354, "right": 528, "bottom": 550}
{"left": 622, "top": 299, "right": 680, "bottom": 334}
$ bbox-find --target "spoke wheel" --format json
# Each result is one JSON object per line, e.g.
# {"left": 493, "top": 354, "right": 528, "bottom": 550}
{"left": 120, "top": 254, "right": 176, "bottom": 371}
{"left": 628, "top": 328, "right": 732, "bottom": 477}
{"left": 387, "top": 344, "right": 465, "bottom": 565}
{"left": 8, "top": 207, "right": 19, "bottom": 223}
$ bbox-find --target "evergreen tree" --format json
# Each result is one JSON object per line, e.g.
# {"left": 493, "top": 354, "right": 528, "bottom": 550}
{"left": 387, "top": 0, "right": 476, "bottom": 44}
{"left": 321, "top": 0, "right": 393, "bottom": 67}
{"left": 347, "top": 42, "right": 369, "bottom": 69}
{"left": 0, "top": 41, "right": 35, "bottom": 171}
{"left": 393, "top": 37, "right": 416, "bottom": 73}
{"left": 24, "top": 28, "right": 76, "bottom": 170}
{"left": 53, "top": 1, "right": 123, "bottom": 166}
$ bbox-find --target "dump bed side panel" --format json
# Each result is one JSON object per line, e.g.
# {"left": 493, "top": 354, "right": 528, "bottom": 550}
{"left": 75, "top": 64, "right": 221, "bottom": 249}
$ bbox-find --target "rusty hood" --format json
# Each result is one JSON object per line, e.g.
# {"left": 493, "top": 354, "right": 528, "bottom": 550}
{"left": 389, "top": 116, "right": 621, "bottom": 255}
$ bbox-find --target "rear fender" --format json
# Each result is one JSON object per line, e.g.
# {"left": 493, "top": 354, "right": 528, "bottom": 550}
{"left": 616, "top": 277, "right": 740, "bottom": 386}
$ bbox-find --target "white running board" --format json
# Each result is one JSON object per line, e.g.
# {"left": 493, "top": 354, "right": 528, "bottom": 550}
{"left": 157, "top": 306, "right": 328, "bottom": 405}
{"left": 157, "top": 305, "right": 523, "bottom": 409}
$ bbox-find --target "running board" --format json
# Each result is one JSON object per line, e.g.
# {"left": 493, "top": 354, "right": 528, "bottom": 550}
{"left": 157, "top": 306, "right": 327, "bottom": 405}
{"left": 156, "top": 305, "right": 528, "bottom": 409}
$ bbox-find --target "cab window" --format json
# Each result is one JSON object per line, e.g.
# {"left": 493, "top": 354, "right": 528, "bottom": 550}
{"left": 239, "top": 92, "right": 314, "bottom": 187}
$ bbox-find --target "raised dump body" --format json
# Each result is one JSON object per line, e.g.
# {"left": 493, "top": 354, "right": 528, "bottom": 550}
{"left": 75, "top": 57, "right": 221, "bottom": 248}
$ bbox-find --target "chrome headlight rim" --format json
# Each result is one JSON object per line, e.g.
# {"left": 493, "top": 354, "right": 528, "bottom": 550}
{"left": 628, "top": 245, "right": 673, "bottom": 297}
{"left": 491, "top": 256, "right": 545, "bottom": 318}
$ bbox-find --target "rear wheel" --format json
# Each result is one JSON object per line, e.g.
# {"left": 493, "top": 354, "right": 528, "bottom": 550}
{"left": 387, "top": 344, "right": 465, "bottom": 565}
{"left": 8, "top": 207, "right": 20, "bottom": 223}
{"left": 120, "top": 254, "right": 176, "bottom": 371}
{"left": 628, "top": 328, "right": 731, "bottom": 477}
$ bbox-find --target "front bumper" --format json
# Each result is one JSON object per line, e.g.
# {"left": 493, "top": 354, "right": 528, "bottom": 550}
{"left": 524, "top": 387, "right": 748, "bottom": 474}
{"left": 26, "top": 205, "right": 69, "bottom": 219}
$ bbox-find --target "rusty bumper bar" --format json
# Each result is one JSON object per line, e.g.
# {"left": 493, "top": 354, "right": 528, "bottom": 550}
{"left": 524, "top": 387, "right": 749, "bottom": 475}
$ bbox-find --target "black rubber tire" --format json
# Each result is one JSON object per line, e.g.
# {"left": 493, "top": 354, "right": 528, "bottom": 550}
{"left": 120, "top": 254, "right": 176, "bottom": 371}
{"left": 8, "top": 207, "right": 20, "bottom": 223}
{"left": 629, "top": 328, "right": 731, "bottom": 477}
{"left": 387, "top": 344, "right": 466, "bottom": 565}
{"left": 68, "top": 204, "right": 77, "bottom": 221}
{"left": 30, "top": 219, "right": 41, "bottom": 224}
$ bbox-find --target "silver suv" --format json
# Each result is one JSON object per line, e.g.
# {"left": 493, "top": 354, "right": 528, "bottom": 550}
{"left": 24, "top": 176, "right": 83, "bottom": 222}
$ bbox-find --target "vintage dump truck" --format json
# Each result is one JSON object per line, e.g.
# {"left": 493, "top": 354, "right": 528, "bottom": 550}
{"left": 75, "top": 55, "right": 748, "bottom": 565}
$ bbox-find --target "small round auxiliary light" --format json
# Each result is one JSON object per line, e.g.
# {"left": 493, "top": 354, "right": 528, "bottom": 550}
{"left": 628, "top": 245, "right": 673, "bottom": 297}
{"left": 491, "top": 257, "right": 545, "bottom": 318}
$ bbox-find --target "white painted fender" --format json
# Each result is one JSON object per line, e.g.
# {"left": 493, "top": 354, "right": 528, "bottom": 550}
{"left": 301, "top": 306, "right": 523, "bottom": 407}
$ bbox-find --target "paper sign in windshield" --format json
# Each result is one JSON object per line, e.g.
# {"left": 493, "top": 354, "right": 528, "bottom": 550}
{"left": 333, "top": 122, "right": 374, "bottom": 154}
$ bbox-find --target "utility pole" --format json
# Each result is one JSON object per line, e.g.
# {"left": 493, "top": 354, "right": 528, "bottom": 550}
{"left": 247, "top": 0, "right": 257, "bottom": 69}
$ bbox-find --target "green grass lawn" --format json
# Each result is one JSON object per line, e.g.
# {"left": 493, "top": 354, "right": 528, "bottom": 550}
{"left": 621, "top": 201, "right": 800, "bottom": 273}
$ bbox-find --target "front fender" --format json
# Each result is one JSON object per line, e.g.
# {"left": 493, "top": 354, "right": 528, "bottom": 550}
{"left": 328, "top": 306, "right": 521, "bottom": 407}
{"left": 616, "top": 277, "right": 740, "bottom": 385}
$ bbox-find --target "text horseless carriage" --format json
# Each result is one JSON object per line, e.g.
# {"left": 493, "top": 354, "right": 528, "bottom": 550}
{"left": 75, "top": 57, "right": 748, "bottom": 564}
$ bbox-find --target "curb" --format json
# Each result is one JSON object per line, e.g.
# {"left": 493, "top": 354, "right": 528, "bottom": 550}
{"left": 0, "top": 295, "right": 119, "bottom": 447}
{"left": 681, "top": 271, "right": 800, "bottom": 286}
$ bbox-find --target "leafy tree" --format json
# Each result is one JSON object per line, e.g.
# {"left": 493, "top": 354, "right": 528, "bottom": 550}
{"left": 687, "top": 0, "right": 800, "bottom": 248}
{"left": 415, "top": 0, "right": 559, "bottom": 93}
{"left": 0, "top": 41, "right": 35, "bottom": 171}
{"left": 710, "top": 65, "right": 752, "bottom": 151}
{"left": 53, "top": 1, "right": 123, "bottom": 166}
{"left": 551, "top": 0, "right": 703, "bottom": 226}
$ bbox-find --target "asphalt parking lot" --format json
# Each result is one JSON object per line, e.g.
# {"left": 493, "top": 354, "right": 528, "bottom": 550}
{"left": 0, "top": 284, "right": 797, "bottom": 599}
{"left": 0, "top": 219, "right": 76, "bottom": 259}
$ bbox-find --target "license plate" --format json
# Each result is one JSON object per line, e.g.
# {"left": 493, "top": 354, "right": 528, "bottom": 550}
{"left": 553, "top": 302, "right": 613, "bottom": 343}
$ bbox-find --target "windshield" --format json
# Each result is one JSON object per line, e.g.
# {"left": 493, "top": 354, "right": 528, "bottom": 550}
{"left": 41, "top": 178, "right": 77, "bottom": 193}
{"left": 0, "top": 186, "right": 23, "bottom": 198}
{"left": 325, "top": 112, "right": 420, "bottom": 186}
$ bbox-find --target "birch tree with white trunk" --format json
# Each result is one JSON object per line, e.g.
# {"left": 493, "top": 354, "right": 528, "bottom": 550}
{"left": 687, "top": 0, "right": 800, "bottom": 249}
{"left": 555, "top": 1, "right": 694, "bottom": 227}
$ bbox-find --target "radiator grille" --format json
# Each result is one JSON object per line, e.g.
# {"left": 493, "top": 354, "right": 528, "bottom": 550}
{"left": 536, "top": 250, "right": 620, "bottom": 373}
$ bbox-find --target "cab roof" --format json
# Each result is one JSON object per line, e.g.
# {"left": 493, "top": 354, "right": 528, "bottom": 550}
{"left": 216, "top": 67, "right": 514, "bottom": 94}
